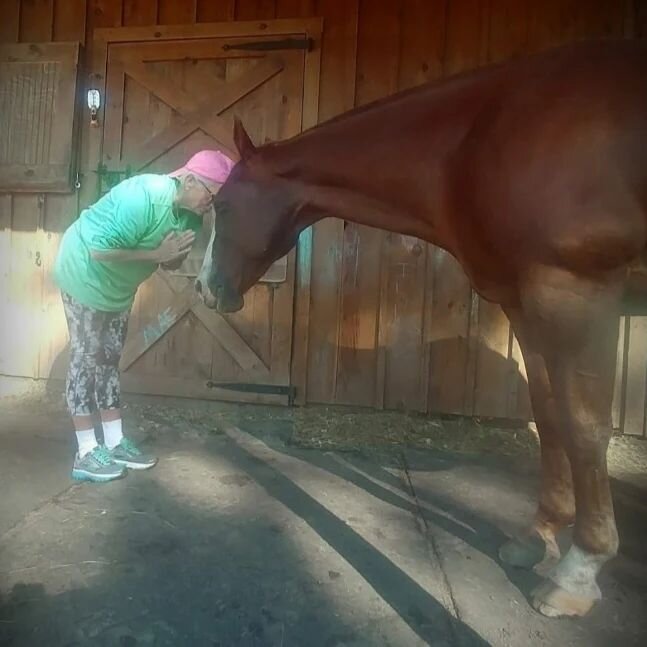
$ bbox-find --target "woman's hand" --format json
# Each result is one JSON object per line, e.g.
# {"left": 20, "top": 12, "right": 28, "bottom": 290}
{"left": 154, "top": 231, "right": 196, "bottom": 264}
{"left": 160, "top": 252, "right": 189, "bottom": 271}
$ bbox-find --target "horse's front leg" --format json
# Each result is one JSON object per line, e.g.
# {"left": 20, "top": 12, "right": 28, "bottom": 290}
{"left": 518, "top": 268, "right": 621, "bottom": 618}
{"left": 499, "top": 306, "right": 575, "bottom": 573}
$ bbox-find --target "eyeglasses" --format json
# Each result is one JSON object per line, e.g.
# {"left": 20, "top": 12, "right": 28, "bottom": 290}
{"left": 197, "top": 177, "right": 218, "bottom": 198}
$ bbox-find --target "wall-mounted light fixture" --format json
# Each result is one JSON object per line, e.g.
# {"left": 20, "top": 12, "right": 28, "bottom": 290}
{"left": 87, "top": 89, "right": 100, "bottom": 127}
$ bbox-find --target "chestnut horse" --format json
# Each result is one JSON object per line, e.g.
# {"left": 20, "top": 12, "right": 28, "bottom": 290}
{"left": 197, "top": 40, "right": 647, "bottom": 618}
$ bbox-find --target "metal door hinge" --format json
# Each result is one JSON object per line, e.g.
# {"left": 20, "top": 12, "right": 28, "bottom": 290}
{"left": 95, "top": 163, "right": 133, "bottom": 196}
{"left": 206, "top": 381, "right": 296, "bottom": 404}
{"left": 223, "top": 37, "right": 313, "bottom": 52}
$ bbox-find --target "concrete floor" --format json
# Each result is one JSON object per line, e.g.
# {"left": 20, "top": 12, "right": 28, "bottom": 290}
{"left": 1, "top": 394, "right": 646, "bottom": 646}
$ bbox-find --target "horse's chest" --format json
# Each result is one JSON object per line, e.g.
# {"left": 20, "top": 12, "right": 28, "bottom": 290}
{"left": 453, "top": 246, "right": 517, "bottom": 306}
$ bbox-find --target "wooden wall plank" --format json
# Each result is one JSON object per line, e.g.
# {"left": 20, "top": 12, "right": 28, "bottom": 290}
{"left": 527, "top": 0, "right": 575, "bottom": 51}
{"left": 53, "top": 0, "right": 87, "bottom": 40}
{"left": 370, "top": 0, "right": 402, "bottom": 410}
{"left": 88, "top": 0, "right": 123, "bottom": 31}
{"left": 333, "top": 0, "right": 399, "bottom": 408}
{"left": 566, "top": 0, "right": 625, "bottom": 40}
{"left": 19, "top": 0, "right": 54, "bottom": 41}
{"left": 2, "top": 195, "right": 44, "bottom": 378}
{"left": 487, "top": 0, "right": 530, "bottom": 63}
{"left": 289, "top": 12, "right": 322, "bottom": 405}
{"left": 472, "top": 303, "right": 513, "bottom": 418}
{"left": 569, "top": 0, "right": 625, "bottom": 40}
{"left": 235, "top": 0, "right": 276, "bottom": 21}
{"left": 442, "top": 0, "right": 489, "bottom": 76}
{"left": 612, "top": 316, "right": 627, "bottom": 430}
{"left": 196, "top": 0, "right": 235, "bottom": 22}
{"left": 0, "top": 196, "right": 13, "bottom": 380}
{"left": 268, "top": 51, "right": 303, "bottom": 387}
{"left": 528, "top": 0, "right": 624, "bottom": 52}
{"left": 470, "top": 0, "right": 530, "bottom": 419}
{"left": 623, "top": 317, "right": 647, "bottom": 436}
{"left": 80, "top": 0, "right": 124, "bottom": 213}
{"left": 12, "top": 2, "right": 54, "bottom": 380}
{"left": 427, "top": 0, "right": 488, "bottom": 415}
{"left": 397, "top": 0, "right": 446, "bottom": 86}
{"left": 158, "top": 0, "right": 196, "bottom": 23}
{"left": 304, "top": 0, "right": 358, "bottom": 403}
{"left": 123, "top": 0, "right": 158, "bottom": 26}
{"left": 509, "top": 330, "right": 532, "bottom": 420}
{"left": 381, "top": 0, "right": 446, "bottom": 412}
{"left": 0, "top": 0, "right": 21, "bottom": 43}
{"left": 634, "top": 0, "right": 647, "bottom": 38}
{"left": 485, "top": 0, "right": 530, "bottom": 420}
{"left": 39, "top": 0, "right": 88, "bottom": 380}
{"left": 39, "top": 196, "right": 75, "bottom": 379}
{"left": 276, "top": 0, "right": 314, "bottom": 17}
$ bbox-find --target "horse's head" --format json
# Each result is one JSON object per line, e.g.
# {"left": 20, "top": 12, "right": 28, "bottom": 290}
{"left": 196, "top": 119, "right": 303, "bottom": 313}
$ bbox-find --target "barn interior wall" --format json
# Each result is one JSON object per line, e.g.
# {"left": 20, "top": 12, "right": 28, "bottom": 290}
{"left": 0, "top": 0, "right": 646, "bottom": 435}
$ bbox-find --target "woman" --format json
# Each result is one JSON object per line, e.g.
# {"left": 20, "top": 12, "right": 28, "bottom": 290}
{"left": 53, "top": 150, "right": 234, "bottom": 483}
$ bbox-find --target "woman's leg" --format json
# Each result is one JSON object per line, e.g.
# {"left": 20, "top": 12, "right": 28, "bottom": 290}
{"left": 95, "top": 308, "right": 157, "bottom": 470}
{"left": 95, "top": 307, "right": 130, "bottom": 448}
{"left": 62, "top": 292, "right": 101, "bottom": 455}
{"left": 62, "top": 293, "right": 125, "bottom": 482}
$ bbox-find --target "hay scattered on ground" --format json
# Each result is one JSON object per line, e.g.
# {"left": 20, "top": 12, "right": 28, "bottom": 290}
{"left": 2, "top": 387, "right": 646, "bottom": 482}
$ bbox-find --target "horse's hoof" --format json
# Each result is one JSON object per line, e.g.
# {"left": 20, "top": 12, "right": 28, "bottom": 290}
{"left": 531, "top": 580, "right": 597, "bottom": 618}
{"left": 499, "top": 533, "right": 547, "bottom": 570}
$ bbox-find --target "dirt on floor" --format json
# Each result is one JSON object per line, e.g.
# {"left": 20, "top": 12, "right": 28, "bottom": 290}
{"left": 1, "top": 387, "right": 647, "bottom": 646}
{"left": 4, "top": 385, "right": 645, "bottom": 484}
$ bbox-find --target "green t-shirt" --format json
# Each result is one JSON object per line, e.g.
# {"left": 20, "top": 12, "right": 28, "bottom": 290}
{"left": 53, "top": 174, "right": 201, "bottom": 312}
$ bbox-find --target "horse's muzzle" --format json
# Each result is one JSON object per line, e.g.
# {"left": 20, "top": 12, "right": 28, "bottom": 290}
{"left": 204, "top": 271, "right": 244, "bottom": 313}
{"left": 214, "top": 285, "right": 244, "bottom": 313}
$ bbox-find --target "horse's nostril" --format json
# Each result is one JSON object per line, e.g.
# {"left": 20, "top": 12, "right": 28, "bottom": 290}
{"left": 195, "top": 279, "right": 202, "bottom": 294}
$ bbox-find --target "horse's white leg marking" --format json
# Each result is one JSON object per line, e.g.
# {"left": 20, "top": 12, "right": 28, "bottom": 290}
{"left": 548, "top": 544, "right": 608, "bottom": 599}
{"left": 532, "top": 544, "right": 610, "bottom": 617}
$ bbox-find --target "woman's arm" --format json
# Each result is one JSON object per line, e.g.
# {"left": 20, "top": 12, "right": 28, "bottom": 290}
{"left": 90, "top": 248, "right": 160, "bottom": 262}
{"left": 90, "top": 231, "right": 196, "bottom": 265}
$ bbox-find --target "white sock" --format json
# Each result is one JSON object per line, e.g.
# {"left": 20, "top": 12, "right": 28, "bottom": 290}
{"left": 76, "top": 428, "right": 98, "bottom": 458}
{"left": 102, "top": 418, "right": 124, "bottom": 450}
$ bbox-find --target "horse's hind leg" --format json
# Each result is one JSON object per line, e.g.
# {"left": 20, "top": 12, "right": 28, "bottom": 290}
{"left": 499, "top": 306, "right": 575, "bottom": 572}
{"left": 519, "top": 266, "right": 620, "bottom": 617}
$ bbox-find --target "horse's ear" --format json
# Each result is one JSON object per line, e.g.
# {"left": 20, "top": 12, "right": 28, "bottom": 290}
{"left": 233, "top": 117, "right": 256, "bottom": 161}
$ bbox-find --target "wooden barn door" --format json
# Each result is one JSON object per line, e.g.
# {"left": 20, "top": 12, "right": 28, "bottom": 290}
{"left": 96, "top": 22, "right": 320, "bottom": 405}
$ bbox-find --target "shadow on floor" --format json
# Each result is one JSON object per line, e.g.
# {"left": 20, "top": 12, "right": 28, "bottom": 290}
{"left": 0, "top": 432, "right": 488, "bottom": 647}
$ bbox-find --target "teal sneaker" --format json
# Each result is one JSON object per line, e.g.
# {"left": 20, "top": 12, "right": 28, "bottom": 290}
{"left": 72, "top": 445, "right": 127, "bottom": 483}
{"left": 109, "top": 437, "right": 157, "bottom": 471}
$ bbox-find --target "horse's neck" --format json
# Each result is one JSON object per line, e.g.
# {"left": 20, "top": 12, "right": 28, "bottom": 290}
{"left": 265, "top": 81, "right": 483, "bottom": 249}
{"left": 299, "top": 184, "right": 440, "bottom": 243}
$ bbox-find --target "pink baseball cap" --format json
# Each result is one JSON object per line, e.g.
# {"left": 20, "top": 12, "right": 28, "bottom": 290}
{"left": 169, "top": 149, "right": 235, "bottom": 184}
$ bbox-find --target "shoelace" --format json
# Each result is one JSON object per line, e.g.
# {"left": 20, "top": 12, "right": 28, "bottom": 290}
{"left": 120, "top": 438, "right": 142, "bottom": 456}
{"left": 92, "top": 446, "right": 114, "bottom": 466}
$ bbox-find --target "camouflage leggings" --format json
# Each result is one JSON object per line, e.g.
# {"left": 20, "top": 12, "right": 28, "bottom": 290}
{"left": 62, "top": 292, "right": 130, "bottom": 416}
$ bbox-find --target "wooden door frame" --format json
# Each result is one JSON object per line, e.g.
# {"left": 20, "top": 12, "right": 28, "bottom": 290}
{"left": 86, "top": 19, "right": 322, "bottom": 405}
